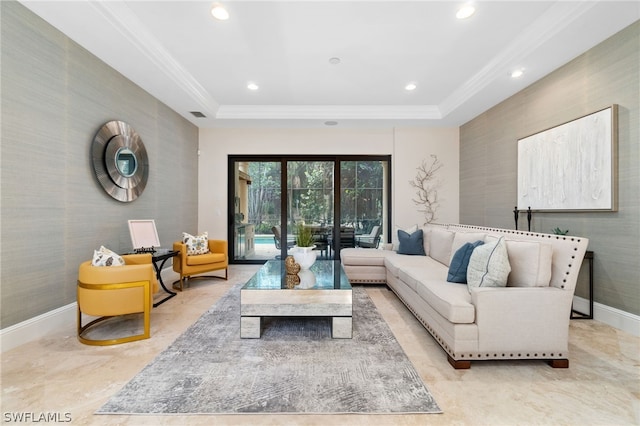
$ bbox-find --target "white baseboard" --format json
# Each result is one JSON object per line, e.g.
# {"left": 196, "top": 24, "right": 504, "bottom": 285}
{"left": 0, "top": 302, "right": 77, "bottom": 353}
{"left": 573, "top": 295, "right": 640, "bottom": 337}
{"left": 0, "top": 267, "right": 180, "bottom": 353}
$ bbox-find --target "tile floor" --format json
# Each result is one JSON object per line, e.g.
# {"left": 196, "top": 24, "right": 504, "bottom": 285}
{"left": 2, "top": 264, "right": 639, "bottom": 425}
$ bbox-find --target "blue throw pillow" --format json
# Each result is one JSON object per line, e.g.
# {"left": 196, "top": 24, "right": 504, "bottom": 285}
{"left": 447, "top": 240, "right": 484, "bottom": 283}
{"left": 397, "top": 229, "right": 426, "bottom": 256}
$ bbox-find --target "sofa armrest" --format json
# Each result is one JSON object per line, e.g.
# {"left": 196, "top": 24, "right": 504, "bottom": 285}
{"left": 470, "top": 287, "right": 573, "bottom": 354}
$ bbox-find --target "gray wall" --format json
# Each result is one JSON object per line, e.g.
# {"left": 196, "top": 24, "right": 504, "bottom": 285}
{"left": 0, "top": 2, "right": 199, "bottom": 328}
{"left": 460, "top": 21, "right": 639, "bottom": 316}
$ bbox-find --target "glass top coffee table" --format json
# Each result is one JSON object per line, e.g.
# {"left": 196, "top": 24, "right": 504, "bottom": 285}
{"left": 240, "top": 260, "right": 353, "bottom": 339}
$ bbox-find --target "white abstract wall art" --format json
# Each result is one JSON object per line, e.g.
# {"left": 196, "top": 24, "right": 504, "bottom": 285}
{"left": 517, "top": 105, "right": 618, "bottom": 211}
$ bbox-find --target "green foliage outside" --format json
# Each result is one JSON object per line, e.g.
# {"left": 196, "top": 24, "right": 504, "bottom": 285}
{"left": 246, "top": 160, "right": 384, "bottom": 235}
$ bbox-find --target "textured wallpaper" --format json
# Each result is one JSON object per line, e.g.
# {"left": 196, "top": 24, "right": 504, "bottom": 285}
{"left": 0, "top": 2, "right": 199, "bottom": 328}
{"left": 460, "top": 21, "right": 640, "bottom": 316}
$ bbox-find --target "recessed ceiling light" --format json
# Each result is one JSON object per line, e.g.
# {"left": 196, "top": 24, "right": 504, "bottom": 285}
{"left": 456, "top": 4, "right": 476, "bottom": 20}
{"left": 211, "top": 3, "right": 229, "bottom": 21}
{"left": 247, "top": 82, "right": 259, "bottom": 91}
{"left": 324, "top": 121, "right": 338, "bottom": 126}
{"left": 329, "top": 57, "right": 341, "bottom": 65}
{"left": 511, "top": 69, "right": 524, "bottom": 78}
{"left": 405, "top": 83, "right": 417, "bottom": 91}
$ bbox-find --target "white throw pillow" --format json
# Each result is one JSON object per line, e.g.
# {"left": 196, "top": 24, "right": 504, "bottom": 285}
{"left": 91, "top": 246, "right": 125, "bottom": 267}
{"left": 467, "top": 237, "right": 511, "bottom": 289}
{"left": 392, "top": 224, "right": 418, "bottom": 251}
{"left": 182, "top": 232, "right": 210, "bottom": 255}
{"left": 429, "top": 228, "right": 455, "bottom": 266}
{"left": 506, "top": 240, "right": 553, "bottom": 287}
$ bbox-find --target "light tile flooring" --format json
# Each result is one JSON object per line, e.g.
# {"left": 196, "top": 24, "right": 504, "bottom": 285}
{"left": 2, "top": 264, "right": 639, "bottom": 425}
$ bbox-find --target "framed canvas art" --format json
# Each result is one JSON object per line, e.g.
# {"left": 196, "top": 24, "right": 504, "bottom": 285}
{"left": 517, "top": 105, "right": 618, "bottom": 211}
{"left": 128, "top": 219, "right": 160, "bottom": 249}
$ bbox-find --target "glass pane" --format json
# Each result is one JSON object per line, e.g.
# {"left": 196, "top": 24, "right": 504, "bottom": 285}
{"left": 341, "top": 160, "right": 386, "bottom": 250}
{"left": 233, "top": 161, "right": 283, "bottom": 261}
{"left": 287, "top": 161, "right": 334, "bottom": 259}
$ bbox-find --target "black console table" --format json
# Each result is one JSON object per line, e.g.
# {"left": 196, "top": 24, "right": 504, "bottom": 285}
{"left": 127, "top": 249, "right": 179, "bottom": 307}
{"left": 571, "top": 250, "right": 593, "bottom": 319}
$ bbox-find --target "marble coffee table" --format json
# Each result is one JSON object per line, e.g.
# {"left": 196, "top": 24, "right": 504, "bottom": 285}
{"left": 240, "top": 260, "right": 353, "bottom": 338}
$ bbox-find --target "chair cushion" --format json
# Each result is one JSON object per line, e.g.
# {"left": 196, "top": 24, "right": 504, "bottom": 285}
{"left": 91, "top": 246, "right": 125, "bottom": 267}
{"left": 186, "top": 252, "right": 226, "bottom": 266}
{"left": 182, "top": 232, "right": 210, "bottom": 255}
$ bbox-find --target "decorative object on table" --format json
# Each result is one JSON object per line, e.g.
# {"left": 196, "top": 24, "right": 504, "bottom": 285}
{"left": 128, "top": 219, "right": 160, "bottom": 250}
{"left": 527, "top": 206, "right": 532, "bottom": 231}
{"left": 91, "top": 120, "right": 149, "bottom": 202}
{"left": 292, "top": 223, "right": 317, "bottom": 270}
{"left": 513, "top": 206, "right": 519, "bottom": 230}
{"left": 409, "top": 154, "right": 443, "bottom": 224}
{"left": 284, "top": 255, "right": 301, "bottom": 288}
{"left": 296, "top": 269, "right": 316, "bottom": 289}
{"left": 517, "top": 105, "right": 618, "bottom": 212}
{"left": 552, "top": 227, "right": 570, "bottom": 235}
{"left": 284, "top": 255, "right": 300, "bottom": 275}
{"left": 97, "top": 285, "right": 441, "bottom": 415}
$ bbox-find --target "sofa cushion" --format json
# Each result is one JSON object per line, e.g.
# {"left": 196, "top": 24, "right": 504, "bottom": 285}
{"left": 384, "top": 252, "right": 441, "bottom": 279}
{"left": 506, "top": 240, "right": 553, "bottom": 287}
{"left": 340, "top": 247, "right": 390, "bottom": 266}
{"left": 449, "top": 232, "right": 487, "bottom": 263}
{"left": 447, "top": 240, "right": 484, "bottom": 283}
{"left": 399, "top": 267, "right": 475, "bottom": 324}
{"left": 467, "top": 236, "right": 511, "bottom": 289}
{"left": 397, "top": 229, "right": 426, "bottom": 255}
{"left": 429, "top": 228, "right": 455, "bottom": 266}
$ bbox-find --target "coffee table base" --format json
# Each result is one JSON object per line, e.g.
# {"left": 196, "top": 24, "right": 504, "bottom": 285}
{"left": 240, "top": 315, "right": 352, "bottom": 339}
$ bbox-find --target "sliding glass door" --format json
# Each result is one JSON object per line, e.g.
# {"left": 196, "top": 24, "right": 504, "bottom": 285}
{"left": 228, "top": 156, "right": 390, "bottom": 264}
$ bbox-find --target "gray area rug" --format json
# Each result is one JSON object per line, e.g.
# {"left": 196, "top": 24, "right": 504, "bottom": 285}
{"left": 97, "top": 284, "right": 441, "bottom": 415}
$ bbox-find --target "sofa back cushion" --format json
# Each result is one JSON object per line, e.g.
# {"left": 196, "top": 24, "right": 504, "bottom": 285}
{"left": 429, "top": 228, "right": 455, "bottom": 266}
{"left": 506, "top": 240, "right": 553, "bottom": 287}
{"left": 449, "top": 232, "right": 487, "bottom": 263}
{"left": 467, "top": 237, "right": 511, "bottom": 289}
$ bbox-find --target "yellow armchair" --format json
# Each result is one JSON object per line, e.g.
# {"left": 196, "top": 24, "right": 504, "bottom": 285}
{"left": 172, "top": 239, "right": 228, "bottom": 290}
{"left": 77, "top": 253, "right": 159, "bottom": 346}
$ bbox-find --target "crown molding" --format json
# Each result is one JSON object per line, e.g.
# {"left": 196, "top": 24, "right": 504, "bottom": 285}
{"left": 439, "top": 1, "right": 598, "bottom": 118}
{"left": 88, "top": 1, "right": 219, "bottom": 116}
{"left": 216, "top": 105, "right": 442, "bottom": 120}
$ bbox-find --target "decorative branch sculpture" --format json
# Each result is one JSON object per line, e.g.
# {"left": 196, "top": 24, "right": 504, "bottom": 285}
{"left": 409, "top": 155, "right": 443, "bottom": 224}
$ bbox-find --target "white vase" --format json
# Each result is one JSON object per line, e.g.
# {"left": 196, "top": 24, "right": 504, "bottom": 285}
{"left": 296, "top": 269, "right": 316, "bottom": 289}
{"left": 292, "top": 245, "right": 317, "bottom": 270}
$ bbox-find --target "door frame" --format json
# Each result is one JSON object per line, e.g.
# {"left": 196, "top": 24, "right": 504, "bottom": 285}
{"left": 227, "top": 155, "right": 392, "bottom": 264}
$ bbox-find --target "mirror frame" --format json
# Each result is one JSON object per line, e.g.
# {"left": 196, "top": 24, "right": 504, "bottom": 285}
{"left": 91, "top": 120, "right": 149, "bottom": 202}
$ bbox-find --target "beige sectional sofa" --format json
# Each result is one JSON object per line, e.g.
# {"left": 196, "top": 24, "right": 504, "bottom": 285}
{"left": 341, "top": 223, "right": 589, "bottom": 369}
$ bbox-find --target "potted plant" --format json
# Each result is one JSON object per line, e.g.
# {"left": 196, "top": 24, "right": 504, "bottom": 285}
{"left": 293, "top": 223, "right": 317, "bottom": 270}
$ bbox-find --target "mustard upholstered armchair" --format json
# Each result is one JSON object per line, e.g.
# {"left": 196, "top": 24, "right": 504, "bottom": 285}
{"left": 172, "top": 239, "right": 228, "bottom": 291}
{"left": 77, "top": 253, "right": 159, "bottom": 346}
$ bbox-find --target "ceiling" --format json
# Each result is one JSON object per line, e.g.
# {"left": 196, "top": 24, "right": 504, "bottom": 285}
{"left": 20, "top": 1, "right": 640, "bottom": 129}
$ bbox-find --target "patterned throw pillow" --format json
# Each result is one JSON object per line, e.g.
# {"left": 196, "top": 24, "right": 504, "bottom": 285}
{"left": 466, "top": 237, "right": 511, "bottom": 290}
{"left": 91, "top": 246, "right": 125, "bottom": 267}
{"left": 182, "top": 232, "right": 210, "bottom": 255}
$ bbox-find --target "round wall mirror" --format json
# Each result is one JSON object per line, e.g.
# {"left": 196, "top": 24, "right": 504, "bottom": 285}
{"left": 91, "top": 121, "right": 149, "bottom": 202}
